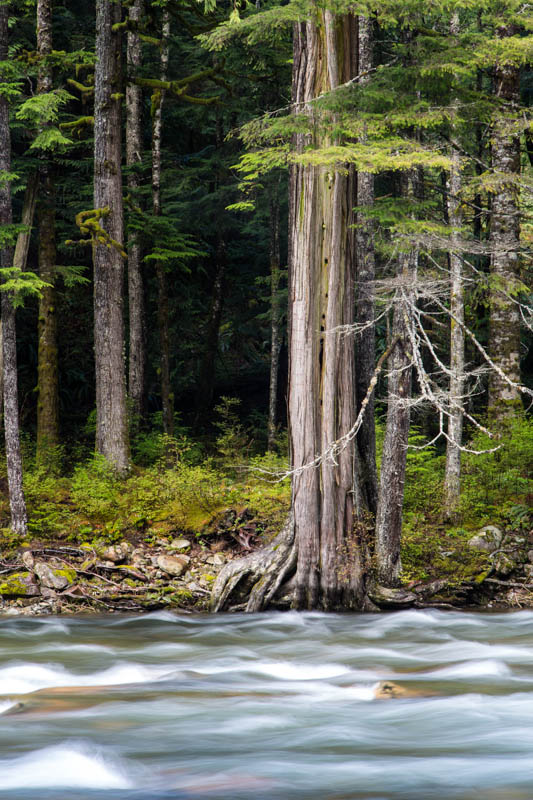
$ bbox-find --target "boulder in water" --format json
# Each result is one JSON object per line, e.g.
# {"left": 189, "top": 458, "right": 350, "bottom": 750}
{"left": 368, "top": 585, "right": 416, "bottom": 608}
{"left": 373, "top": 681, "right": 435, "bottom": 699}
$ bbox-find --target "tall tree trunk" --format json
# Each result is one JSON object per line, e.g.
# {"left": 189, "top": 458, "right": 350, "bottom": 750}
{"left": 354, "top": 14, "right": 378, "bottom": 516}
{"left": 290, "top": 15, "right": 366, "bottom": 610}
{"left": 444, "top": 13, "right": 465, "bottom": 519}
{"left": 374, "top": 179, "right": 417, "bottom": 586}
{"left": 93, "top": 0, "right": 129, "bottom": 472}
{"left": 267, "top": 183, "right": 282, "bottom": 451}
{"left": 36, "top": 0, "right": 59, "bottom": 461}
{"left": 488, "top": 26, "right": 521, "bottom": 419}
{"left": 126, "top": 0, "right": 145, "bottom": 424}
{"left": 195, "top": 234, "right": 226, "bottom": 421}
{"left": 13, "top": 173, "right": 38, "bottom": 272}
{"left": 153, "top": 10, "right": 173, "bottom": 436}
{"left": 0, "top": 5, "right": 28, "bottom": 534}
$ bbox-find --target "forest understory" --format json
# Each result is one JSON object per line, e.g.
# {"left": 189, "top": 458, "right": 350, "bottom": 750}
{"left": 0, "top": 416, "right": 530, "bottom": 616}
{"left": 1, "top": 0, "right": 532, "bottom": 615}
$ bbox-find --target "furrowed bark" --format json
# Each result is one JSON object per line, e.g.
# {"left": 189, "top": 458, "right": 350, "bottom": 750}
{"left": 290, "top": 15, "right": 366, "bottom": 611}
{"left": 267, "top": 182, "right": 282, "bottom": 451}
{"left": 93, "top": 0, "right": 129, "bottom": 472}
{"left": 126, "top": 0, "right": 145, "bottom": 424}
{"left": 212, "top": 14, "right": 370, "bottom": 613}
{"left": 354, "top": 14, "right": 378, "bottom": 517}
{"left": 0, "top": 5, "right": 28, "bottom": 534}
{"left": 444, "top": 13, "right": 464, "bottom": 519}
{"left": 153, "top": 9, "right": 173, "bottom": 437}
{"left": 488, "top": 25, "right": 522, "bottom": 419}
{"left": 36, "top": 0, "right": 59, "bottom": 461}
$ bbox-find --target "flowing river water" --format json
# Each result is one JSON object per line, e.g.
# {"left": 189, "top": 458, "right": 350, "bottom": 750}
{"left": 1, "top": 609, "right": 533, "bottom": 799}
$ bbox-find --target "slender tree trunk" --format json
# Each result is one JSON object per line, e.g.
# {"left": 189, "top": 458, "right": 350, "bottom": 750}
{"left": 290, "top": 15, "right": 366, "bottom": 610}
{"left": 488, "top": 26, "right": 521, "bottom": 418}
{"left": 13, "top": 173, "right": 38, "bottom": 272}
{"left": 195, "top": 235, "right": 226, "bottom": 421}
{"left": 153, "top": 10, "right": 173, "bottom": 436}
{"left": 93, "top": 0, "right": 129, "bottom": 472}
{"left": 36, "top": 0, "right": 59, "bottom": 461}
{"left": 126, "top": 0, "right": 145, "bottom": 424}
{"left": 354, "top": 14, "right": 378, "bottom": 516}
{"left": 444, "top": 13, "right": 465, "bottom": 519}
{"left": 267, "top": 183, "right": 282, "bottom": 451}
{"left": 374, "top": 179, "right": 417, "bottom": 586}
{"left": 37, "top": 170, "right": 59, "bottom": 458}
{"left": 0, "top": 5, "right": 28, "bottom": 534}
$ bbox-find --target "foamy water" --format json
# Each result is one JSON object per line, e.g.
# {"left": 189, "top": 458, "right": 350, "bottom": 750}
{"left": 1, "top": 610, "right": 533, "bottom": 798}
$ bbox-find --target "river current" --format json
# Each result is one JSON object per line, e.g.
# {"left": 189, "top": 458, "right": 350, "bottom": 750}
{"left": 1, "top": 609, "right": 533, "bottom": 799}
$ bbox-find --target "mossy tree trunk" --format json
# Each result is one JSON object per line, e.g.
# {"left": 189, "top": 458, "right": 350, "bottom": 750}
{"left": 354, "top": 14, "right": 378, "bottom": 517}
{"left": 290, "top": 15, "right": 367, "bottom": 610}
{"left": 153, "top": 9, "right": 174, "bottom": 437}
{"left": 126, "top": 0, "right": 145, "bottom": 425}
{"left": 0, "top": 5, "right": 28, "bottom": 534}
{"left": 36, "top": 0, "right": 59, "bottom": 462}
{"left": 93, "top": 0, "right": 129, "bottom": 472}
{"left": 488, "top": 25, "right": 522, "bottom": 419}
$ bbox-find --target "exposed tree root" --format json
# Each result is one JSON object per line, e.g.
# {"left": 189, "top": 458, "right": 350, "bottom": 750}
{"left": 210, "top": 513, "right": 296, "bottom": 612}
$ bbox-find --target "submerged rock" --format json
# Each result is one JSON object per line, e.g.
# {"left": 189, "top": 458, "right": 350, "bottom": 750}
{"left": 374, "top": 681, "right": 437, "bottom": 699}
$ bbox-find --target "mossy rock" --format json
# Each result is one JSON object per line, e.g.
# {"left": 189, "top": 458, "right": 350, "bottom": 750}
{"left": 0, "top": 572, "right": 40, "bottom": 597}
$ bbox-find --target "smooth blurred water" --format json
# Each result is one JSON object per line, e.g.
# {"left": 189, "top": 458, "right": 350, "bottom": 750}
{"left": 2, "top": 609, "right": 533, "bottom": 799}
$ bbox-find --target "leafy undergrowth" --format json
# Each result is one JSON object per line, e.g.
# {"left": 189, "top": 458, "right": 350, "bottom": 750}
{"left": 0, "top": 437, "right": 291, "bottom": 557}
{"left": 0, "top": 416, "right": 531, "bottom": 594}
{"left": 400, "top": 416, "right": 533, "bottom": 586}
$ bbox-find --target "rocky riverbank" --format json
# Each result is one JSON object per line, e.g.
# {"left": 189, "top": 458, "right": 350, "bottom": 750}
{"left": 0, "top": 518, "right": 532, "bottom": 615}
{"left": 0, "top": 533, "right": 236, "bottom": 616}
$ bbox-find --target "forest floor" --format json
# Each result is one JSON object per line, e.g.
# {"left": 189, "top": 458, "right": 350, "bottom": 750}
{"left": 0, "top": 501, "right": 532, "bottom": 616}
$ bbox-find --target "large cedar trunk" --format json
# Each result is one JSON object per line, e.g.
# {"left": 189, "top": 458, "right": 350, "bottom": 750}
{"left": 0, "top": 6, "right": 28, "bottom": 534}
{"left": 126, "top": 0, "right": 146, "bottom": 423}
{"left": 488, "top": 29, "right": 521, "bottom": 418}
{"left": 290, "top": 16, "right": 366, "bottom": 610}
{"left": 211, "top": 14, "right": 371, "bottom": 613}
{"left": 36, "top": 0, "right": 59, "bottom": 460}
{"left": 93, "top": 0, "right": 129, "bottom": 472}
